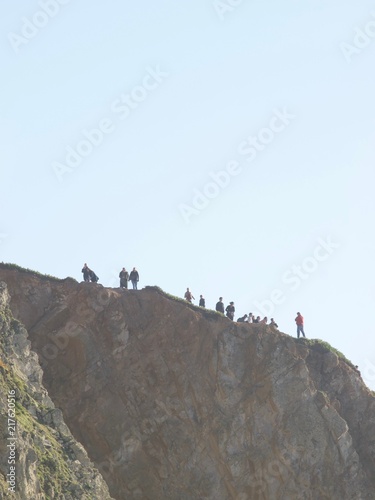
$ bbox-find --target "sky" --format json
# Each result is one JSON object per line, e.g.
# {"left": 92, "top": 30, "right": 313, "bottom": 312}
{"left": 1, "top": 0, "right": 375, "bottom": 389}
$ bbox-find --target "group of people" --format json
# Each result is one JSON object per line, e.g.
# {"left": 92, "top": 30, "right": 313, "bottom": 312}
{"left": 119, "top": 267, "right": 139, "bottom": 290}
{"left": 237, "top": 313, "right": 279, "bottom": 328}
{"left": 184, "top": 289, "right": 306, "bottom": 338}
{"left": 81, "top": 264, "right": 99, "bottom": 283}
{"left": 81, "top": 273, "right": 306, "bottom": 339}
{"left": 81, "top": 264, "right": 140, "bottom": 290}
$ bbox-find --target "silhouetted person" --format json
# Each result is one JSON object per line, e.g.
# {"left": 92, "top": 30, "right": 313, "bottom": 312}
{"left": 253, "top": 316, "right": 260, "bottom": 324}
{"left": 89, "top": 269, "right": 99, "bottom": 283}
{"left": 199, "top": 295, "right": 205, "bottom": 307}
{"left": 184, "top": 288, "right": 195, "bottom": 302}
{"left": 82, "top": 263, "right": 90, "bottom": 282}
{"left": 260, "top": 317, "right": 268, "bottom": 324}
{"left": 295, "top": 312, "right": 306, "bottom": 338}
{"left": 129, "top": 268, "right": 139, "bottom": 289}
{"left": 119, "top": 268, "right": 129, "bottom": 289}
{"left": 216, "top": 297, "right": 225, "bottom": 314}
{"left": 237, "top": 314, "right": 248, "bottom": 322}
{"left": 226, "top": 302, "right": 235, "bottom": 321}
{"left": 270, "top": 318, "right": 278, "bottom": 329}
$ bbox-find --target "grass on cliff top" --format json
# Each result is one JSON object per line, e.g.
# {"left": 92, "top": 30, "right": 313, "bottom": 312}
{"left": 303, "top": 338, "right": 356, "bottom": 369}
{"left": 145, "top": 285, "right": 226, "bottom": 320}
{"left": 0, "top": 262, "right": 76, "bottom": 283}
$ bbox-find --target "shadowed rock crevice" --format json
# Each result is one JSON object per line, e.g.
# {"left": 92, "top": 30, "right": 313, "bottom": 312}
{"left": 0, "top": 264, "right": 374, "bottom": 499}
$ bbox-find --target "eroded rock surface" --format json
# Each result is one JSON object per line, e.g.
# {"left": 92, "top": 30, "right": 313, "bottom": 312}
{"left": 0, "top": 279, "right": 113, "bottom": 499}
{"left": 0, "top": 264, "right": 374, "bottom": 499}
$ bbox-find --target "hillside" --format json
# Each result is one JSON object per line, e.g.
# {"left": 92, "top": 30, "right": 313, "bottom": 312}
{"left": 0, "top": 263, "right": 374, "bottom": 499}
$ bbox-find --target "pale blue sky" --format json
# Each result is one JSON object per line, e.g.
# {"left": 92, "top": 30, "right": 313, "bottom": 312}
{"left": 1, "top": 1, "right": 375, "bottom": 388}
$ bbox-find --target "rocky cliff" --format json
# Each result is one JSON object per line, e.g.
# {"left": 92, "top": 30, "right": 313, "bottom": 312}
{"left": 0, "top": 263, "right": 374, "bottom": 500}
{"left": 0, "top": 278, "right": 113, "bottom": 499}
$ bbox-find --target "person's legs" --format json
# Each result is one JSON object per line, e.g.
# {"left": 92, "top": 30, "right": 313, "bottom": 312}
{"left": 297, "top": 325, "right": 306, "bottom": 338}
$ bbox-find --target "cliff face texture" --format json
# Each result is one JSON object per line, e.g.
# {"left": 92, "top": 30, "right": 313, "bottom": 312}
{"left": 0, "top": 279, "right": 113, "bottom": 499}
{"left": 0, "top": 264, "right": 375, "bottom": 500}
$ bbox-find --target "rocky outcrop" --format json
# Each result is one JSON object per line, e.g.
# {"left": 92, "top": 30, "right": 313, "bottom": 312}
{"left": 0, "top": 279, "right": 113, "bottom": 499}
{"left": 0, "top": 263, "right": 375, "bottom": 499}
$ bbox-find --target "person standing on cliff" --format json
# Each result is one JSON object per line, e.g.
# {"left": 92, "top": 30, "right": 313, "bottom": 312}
{"left": 199, "top": 295, "right": 205, "bottom": 307}
{"left": 89, "top": 269, "right": 99, "bottom": 283}
{"left": 82, "top": 263, "right": 90, "bottom": 282}
{"left": 295, "top": 312, "right": 306, "bottom": 338}
{"left": 270, "top": 318, "right": 278, "bottom": 329}
{"left": 184, "top": 288, "right": 195, "bottom": 302}
{"left": 225, "top": 302, "right": 235, "bottom": 321}
{"left": 119, "top": 268, "right": 129, "bottom": 289}
{"left": 129, "top": 268, "right": 139, "bottom": 289}
{"left": 216, "top": 297, "right": 225, "bottom": 314}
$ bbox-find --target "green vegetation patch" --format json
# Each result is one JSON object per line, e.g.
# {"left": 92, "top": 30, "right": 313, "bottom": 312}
{"left": 0, "top": 307, "right": 86, "bottom": 498}
{"left": 0, "top": 307, "right": 12, "bottom": 327}
{"left": 145, "top": 285, "right": 225, "bottom": 320}
{"left": 1, "top": 368, "right": 85, "bottom": 499}
{"left": 0, "top": 262, "right": 76, "bottom": 283}
{"left": 304, "top": 338, "right": 355, "bottom": 369}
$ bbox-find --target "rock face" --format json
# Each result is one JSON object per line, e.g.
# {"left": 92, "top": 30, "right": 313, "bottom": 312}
{"left": 1, "top": 263, "right": 375, "bottom": 499}
{"left": 0, "top": 278, "right": 114, "bottom": 499}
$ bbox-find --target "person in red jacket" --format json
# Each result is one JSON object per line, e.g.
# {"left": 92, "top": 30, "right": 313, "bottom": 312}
{"left": 295, "top": 312, "right": 306, "bottom": 338}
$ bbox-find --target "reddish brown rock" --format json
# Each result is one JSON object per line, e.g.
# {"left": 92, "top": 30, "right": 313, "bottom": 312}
{"left": 1, "top": 264, "right": 374, "bottom": 499}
